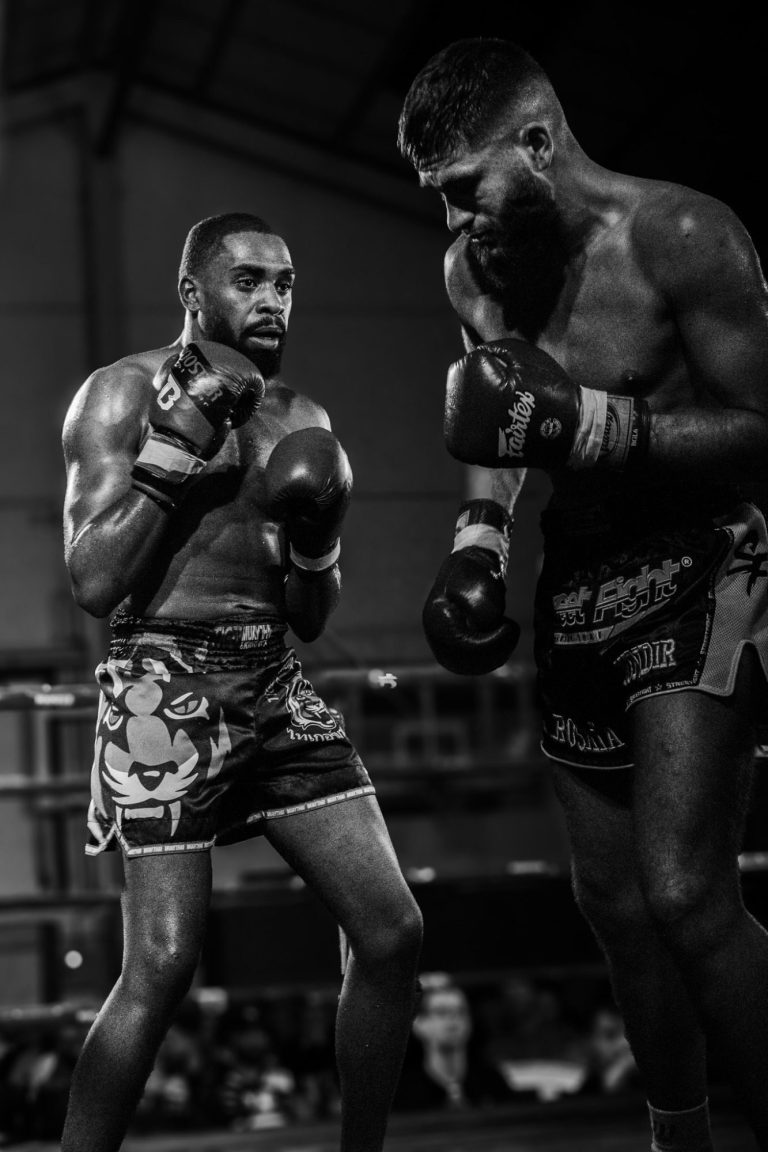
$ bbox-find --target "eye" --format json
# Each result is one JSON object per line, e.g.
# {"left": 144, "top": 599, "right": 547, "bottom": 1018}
{"left": 236, "top": 277, "right": 256, "bottom": 290}
{"left": 104, "top": 704, "right": 123, "bottom": 731}
{"left": 163, "top": 692, "right": 209, "bottom": 720}
{"left": 276, "top": 281, "right": 293, "bottom": 296}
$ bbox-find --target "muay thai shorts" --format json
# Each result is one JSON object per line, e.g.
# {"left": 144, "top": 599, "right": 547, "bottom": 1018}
{"left": 85, "top": 613, "right": 374, "bottom": 856}
{"left": 535, "top": 499, "right": 768, "bottom": 769}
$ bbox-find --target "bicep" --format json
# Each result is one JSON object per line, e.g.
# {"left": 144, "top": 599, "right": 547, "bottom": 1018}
{"left": 666, "top": 212, "right": 768, "bottom": 414}
{"left": 62, "top": 378, "right": 143, "bottom": 547}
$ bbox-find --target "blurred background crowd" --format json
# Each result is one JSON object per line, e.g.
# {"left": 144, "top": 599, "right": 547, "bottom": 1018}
{"left": 1, "top": 971, "right": 646, "bottom": 1145}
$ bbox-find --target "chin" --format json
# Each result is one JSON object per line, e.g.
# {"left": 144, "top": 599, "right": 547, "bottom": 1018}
{"left": 244, "top": 344, "right": 284, "bottom": 378}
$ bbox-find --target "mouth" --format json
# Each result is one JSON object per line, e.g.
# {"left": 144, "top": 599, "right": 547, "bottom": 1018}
{"left": 247, "top": 325, "right": 284, "bottom": 344}
{"left": 467, "top": 231, "right": 497, "bottom": 249}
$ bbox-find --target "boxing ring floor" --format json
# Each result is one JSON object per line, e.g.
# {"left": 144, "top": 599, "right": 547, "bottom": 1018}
{"left": 18, "top": 1099, "right": 758, "bottom": 1152}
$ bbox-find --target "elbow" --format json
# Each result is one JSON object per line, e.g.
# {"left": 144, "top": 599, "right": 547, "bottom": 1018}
{"left": 69, "top": 573, "right": 119, "bottom": 619}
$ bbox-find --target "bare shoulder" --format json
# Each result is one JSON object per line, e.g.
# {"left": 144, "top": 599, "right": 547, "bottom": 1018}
{"left": 630, "top": 179, "right": 763, "bottom": 295}
{"left": 264, "top": 380, "right": 332, "bottom": 432}
{"left": 62, "top": 346, "right": 177, "bottom": 454}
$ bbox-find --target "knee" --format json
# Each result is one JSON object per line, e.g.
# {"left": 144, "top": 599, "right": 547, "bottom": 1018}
{"left": 122, "top": 936, "right": 198, "bottom": 1005}
{"left": 642, "top": 868, "right": 737, "bottom": 954}
{"left": 572, "top": 868, "right": 649, "bottom": 950}
{"left": 353, "top": 898, "right": 423, "bottom": 971}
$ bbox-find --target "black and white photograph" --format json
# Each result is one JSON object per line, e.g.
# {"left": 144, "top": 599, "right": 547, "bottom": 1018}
{"left": 1, "top": 3, "right": 767, "bottom": 1149}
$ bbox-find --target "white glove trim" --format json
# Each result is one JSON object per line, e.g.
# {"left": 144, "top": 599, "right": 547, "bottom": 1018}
{"left": 569, "top": 386, "right": 607, "bottom": 469}
{"left": 135, "top": 435, "right": 206, "bottom": 478}
{"left": 453, "top": 524, "right": 510, "bottom": 576}
{"left": 290, "top": 539, "right": 341, "bottom": 572}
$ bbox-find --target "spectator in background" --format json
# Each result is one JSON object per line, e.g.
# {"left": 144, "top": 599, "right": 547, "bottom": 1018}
{"left": 580, "top": 1005, "right": 641, "bottom": 1097}
{"left": 477, "top": 974, "right": 585, "bottom": 1067}
{"left": 393, "top": 974, "right": 516, "bottom": 1112}
{"left": 210, "top": 1002, "right": 299, "bottom": 1131}
{"left": 133, "top": 1014, "right": 207, "bottom": 1133}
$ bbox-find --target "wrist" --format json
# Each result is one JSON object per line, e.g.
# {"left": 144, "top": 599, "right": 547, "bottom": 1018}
{"left": 131, "top": 430, "right": 206, "bottom": 509}
{"left": 452, "top": 499, "right": 512, "bottom": 577}
{"left": 289, "top": 538, "right": 341, "bottom": 573}
{"left": 569, "top": 386, "right": 651, "bottom": 470}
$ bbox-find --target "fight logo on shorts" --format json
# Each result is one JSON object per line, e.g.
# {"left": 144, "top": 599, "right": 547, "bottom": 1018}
{"left": 553, "top": 585, "right": 592, "bottom": 626}
{"left": 594, "top": 558, "right": 682, "bottom": 626}
{"left": 91, "top": 656, "right": 231, "bottom": 837}
{"left": 554, "top": 558, "right": 686, "bottom": 644}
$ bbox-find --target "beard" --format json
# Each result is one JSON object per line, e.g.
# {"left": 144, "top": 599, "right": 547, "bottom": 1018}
{"left": 467, "top": 176, "right": 569, "bottom": 339}
{"left": 202, "top": 314, "right": 286, "bottom": 379}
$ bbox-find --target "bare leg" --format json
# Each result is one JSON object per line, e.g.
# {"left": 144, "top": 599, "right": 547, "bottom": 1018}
{"left": 61, "top": 852, "right": 211, "bottom": 1152}
{"left": 551, "top": 763, "right": 709, "bottom": 1110}
{"left": 265, "top": 795, "right": 423, "bottom": 1152}
{"left": 632, "top": 649, "right": 768, "bottom": 1146}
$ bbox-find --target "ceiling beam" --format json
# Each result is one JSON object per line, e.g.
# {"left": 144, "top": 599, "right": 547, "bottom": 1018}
{"left": 91, "top": 0, "right": 158, "bottom": 157}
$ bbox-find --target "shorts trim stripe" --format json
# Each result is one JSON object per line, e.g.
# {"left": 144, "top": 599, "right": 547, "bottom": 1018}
{"left": 249, "top": 784, "right": 377, "bottom": 824}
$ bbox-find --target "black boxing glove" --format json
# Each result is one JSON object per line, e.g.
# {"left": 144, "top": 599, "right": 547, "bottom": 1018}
{"left": 423, "top": 500, "right": 520, "bottom": 676}
{"left": 131, "top": 340, "right": 265, "bottom": 509}
{"left": 264, "top": 428, "right": 352, "bottom": 573}
{"left": 445, "top": 338, "right": 650, "bottom": 471}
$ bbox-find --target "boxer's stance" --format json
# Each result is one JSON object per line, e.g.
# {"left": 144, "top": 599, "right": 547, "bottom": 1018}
{"left": 61, "top": 212, "right": 422, "bottom": 1152}
{"left": 399, "top": 40, "right": 768, "bottom": 1152}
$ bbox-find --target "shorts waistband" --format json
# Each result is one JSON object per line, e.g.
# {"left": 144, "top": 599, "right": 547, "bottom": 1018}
{"left": 108, "top": 611, "right": 288, "bottom": 670}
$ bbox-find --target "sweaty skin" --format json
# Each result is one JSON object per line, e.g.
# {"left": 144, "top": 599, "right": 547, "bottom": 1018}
{"left": 437, "top": 169, "right": 768, "bottom": 508}
{"left": 62, "top": 232, "right": 331, "bottom": 627}
{"left": 423, "top": 112, "right": 768, "bottom": 1142}
{"left": 63, "top": 349, "right": 326, "bottom": 618}
{"left": 60, "top": 228, "right": 424, "bottom": 1152}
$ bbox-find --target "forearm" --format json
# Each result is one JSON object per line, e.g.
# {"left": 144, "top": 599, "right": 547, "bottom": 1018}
{"left": 284, "top": 564, "right": 341, "bottom": 643}
{"left": 647, "top": 407, "right": 768, "bottom": 481}
{"left": 467, "top": 466, "right": 528, "bottom": 516}
{"left": 66, "top": 492, "right": 170, "bottom": 617}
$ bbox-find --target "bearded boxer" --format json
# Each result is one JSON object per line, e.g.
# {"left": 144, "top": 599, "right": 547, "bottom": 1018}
{"left": 60, "top": 212, "right": 422, "bottom": 1152}
{"left": 399, "top": 39, "right": 768, "bottom": 1151}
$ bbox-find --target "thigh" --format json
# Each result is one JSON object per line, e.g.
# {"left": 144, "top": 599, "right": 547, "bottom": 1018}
{"left": 264, "top": 795, "right": 418, "bottom": 939}
{"left": 121, "top": 851, "right": 212, "bottom": 965}
{"left": 550, "top": 762, "right": 637, "bottom": 893}
{"left": 630, "top": 648, "right": 762, "bottom": 881}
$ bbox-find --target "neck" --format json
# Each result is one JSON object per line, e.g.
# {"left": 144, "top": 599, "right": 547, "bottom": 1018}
{"left": 551, "top": 138, "right": 621, "bottom": 251}
{"left": 181, "top": 314, "right": 203, "bottom": 344}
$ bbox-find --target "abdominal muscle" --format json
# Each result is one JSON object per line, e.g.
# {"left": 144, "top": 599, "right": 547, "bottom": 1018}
{"left": 120, "top": 468, "right": 287, "bottom": 621}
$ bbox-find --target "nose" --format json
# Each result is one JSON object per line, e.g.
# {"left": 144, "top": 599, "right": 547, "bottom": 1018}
{"left": 257, "top": 284, "right": 285, "bottom": 313}
{"left": 445, "top": 202, "right": 474, "bottom": 234}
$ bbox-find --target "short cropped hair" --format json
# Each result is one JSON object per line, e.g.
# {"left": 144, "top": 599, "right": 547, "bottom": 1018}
{"left": 397, "top": 38, "right": 550, "bottom": 167}
{"left": 179, "top": 212, "right": 274, "bottom": 281}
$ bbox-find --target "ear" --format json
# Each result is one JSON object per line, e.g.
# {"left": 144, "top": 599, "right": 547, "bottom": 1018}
{"left": 179, "top": 276, "right": 200, "bottom": 313}
{"left": 520, "top": 122, "right": 553, "bottom": 171}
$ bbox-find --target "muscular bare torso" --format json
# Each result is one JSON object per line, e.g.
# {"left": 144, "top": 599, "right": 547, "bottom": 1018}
{"left": 448, "top": 172, "right": 768, "bottom": 509}
{"left": 63, "top": 343, "right": 328, "bottom": 621}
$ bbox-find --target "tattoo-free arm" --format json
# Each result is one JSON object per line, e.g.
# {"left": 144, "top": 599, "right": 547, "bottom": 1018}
{"left": 642, "top": 197, "right": 768, "bottom": 480}
{"left": 63, "top": 365, "right": 170, "bottom": 617}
